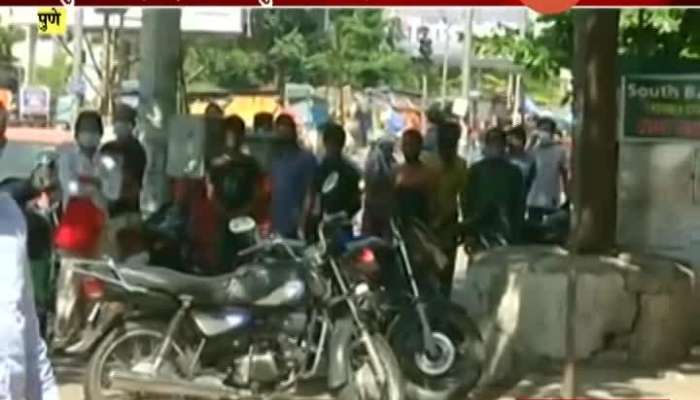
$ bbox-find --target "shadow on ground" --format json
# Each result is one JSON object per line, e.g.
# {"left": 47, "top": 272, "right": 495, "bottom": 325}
{"left": 473, "top": 349, "right": 700, "bottom": 400}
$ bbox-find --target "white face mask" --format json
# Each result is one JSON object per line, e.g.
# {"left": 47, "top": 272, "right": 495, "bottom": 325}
{"left": 114, "top": 122, "right": 133, "bottom": 139}
{"left": 77, "top": 131, "right": 101, "bottom": 149}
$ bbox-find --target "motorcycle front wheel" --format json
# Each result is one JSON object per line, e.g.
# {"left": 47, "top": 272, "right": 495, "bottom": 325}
{"left": 336, "top": 333, "right": 405, "bottom": 400}
{"left": 388, "top": 304, "right": 484, "bottom": 400}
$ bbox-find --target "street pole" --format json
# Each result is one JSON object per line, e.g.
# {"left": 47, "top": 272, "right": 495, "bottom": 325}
{"left": 71, "top": 7, "right": 84, "bottom": 115}
{"left": 461, "top": 8, "right": 474, "bottom": 125}
{"left": 323, "top": 9, "right": 330, "bottom": 32}
{"left": 26, "top": 26, "right": 37, "bottom": 85}
{"left": 440, "top": 19, "right": 450, "bottom": 106}
{"left": 139, "top": 9, "right": 182, "bottom": 213}
{"left": 512, "top": 8, "right": 528, "bottom": 125}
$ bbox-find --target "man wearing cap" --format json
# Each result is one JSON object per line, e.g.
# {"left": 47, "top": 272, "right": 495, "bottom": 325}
{"left": 0, "top": 103, "right": 59, "bottom": 400}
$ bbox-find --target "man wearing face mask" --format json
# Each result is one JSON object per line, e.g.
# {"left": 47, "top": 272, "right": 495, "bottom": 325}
{"left": 527, "top": 117, "right": 570, "bottom": 224}
{"left": 0, "top": 104, "right": 59, "bottom": 400}
{"left": 101, "top": 104, "right": 147, "bottom": 215}
{"left": 207, "top": 115, "right": 261, "bottom": 272}
{"left": 57, "top": 110, "right": 117, "bottom": 210}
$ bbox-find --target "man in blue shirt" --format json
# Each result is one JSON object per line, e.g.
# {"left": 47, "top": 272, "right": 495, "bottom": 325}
{"left": 269, "top": 114, "right": 317, "bottom": 239}
{"left": 0, "top": 105, "right": 59, "bottom": 400}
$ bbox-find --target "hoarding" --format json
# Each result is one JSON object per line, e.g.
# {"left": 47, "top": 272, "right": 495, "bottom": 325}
{"left": 622, "top": 74, "right": 700, "bottom": 141}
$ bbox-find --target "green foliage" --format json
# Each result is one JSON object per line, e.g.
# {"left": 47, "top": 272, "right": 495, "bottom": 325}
{"left": 0, "top": 19, "right": 24, "bottom": 63}
{"left": 476, "top": 10, "right": 700, "bottom": 106}
{"left": 184, "top": 10, "right": 415, "bottom": 91}
{"left": 35, "top": 52, "right": 70, "bottom": 96}
{"left": 478, "top": 9, "right": 700, "bottom": 79}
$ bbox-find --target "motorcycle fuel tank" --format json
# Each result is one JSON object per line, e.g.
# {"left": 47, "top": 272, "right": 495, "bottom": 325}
{"left": 192, "top": 307, "right": 253, "bottom": 337}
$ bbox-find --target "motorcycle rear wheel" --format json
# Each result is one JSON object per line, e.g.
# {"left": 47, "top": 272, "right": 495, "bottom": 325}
{"left": 84, "top": 321, "right": 192, "bottom": 400}
{"left": 336, "top": 334, "right": 405, "bottom": 400}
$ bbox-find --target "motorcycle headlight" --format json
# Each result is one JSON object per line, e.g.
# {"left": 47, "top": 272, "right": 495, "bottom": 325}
{"left": 354, "top": 282, "right": 370, "bottom": 297}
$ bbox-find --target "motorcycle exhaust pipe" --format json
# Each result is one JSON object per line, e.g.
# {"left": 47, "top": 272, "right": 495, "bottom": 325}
{"left": 109, "top": 370, "right": 336, "bottom": 400}
{"left": 109, "top": 370, "right": 240, "bottom": 399}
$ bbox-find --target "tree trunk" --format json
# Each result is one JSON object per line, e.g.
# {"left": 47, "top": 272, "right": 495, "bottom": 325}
{"left": 569, "top": 9, "right": 620, "bottom": 253}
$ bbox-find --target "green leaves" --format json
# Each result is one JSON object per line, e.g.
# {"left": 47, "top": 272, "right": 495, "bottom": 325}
{"left": 0, "top": 18, "right": 24, "bottom": 63}
{"left": 184, "top": 10, "right": 415, "bottom": 91}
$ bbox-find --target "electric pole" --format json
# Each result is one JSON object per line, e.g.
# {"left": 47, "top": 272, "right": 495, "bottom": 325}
{"left": 71, "top": 7, "right": 84, "bottom": 118}
{"left": 440, "top": 17, "right": 450, "bottom": 106}
{"left": 460, "top": 8, "right": 474, "bottom": 100}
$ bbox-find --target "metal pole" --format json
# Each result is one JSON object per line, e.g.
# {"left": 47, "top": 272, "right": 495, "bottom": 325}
{"left": 460, "top": 8, "right": 474, "bottom": 99}
{"left": 440, "top": 19, "right": 450, "bottom": 105}
{"left": 26, "top": 26, "right": 37, "bottom": 85}
{"left": 422, "top": 73, "right": 428, "bottom": 108}
{"left": 101, "top": 13, "right": 113, "bottom": 117}
{"left": 563, "top": 264, "right": 578, "bottom": 397}
{"left": 512, "top": 8, "right": 528, "bottom": 125}
{"left": 71, "top": 8, "right": 84, "bottom": 113}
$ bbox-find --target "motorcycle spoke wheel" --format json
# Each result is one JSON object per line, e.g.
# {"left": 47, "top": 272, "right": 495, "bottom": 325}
{"left": 87, "top": 327, "right": 189, "bottom": 400}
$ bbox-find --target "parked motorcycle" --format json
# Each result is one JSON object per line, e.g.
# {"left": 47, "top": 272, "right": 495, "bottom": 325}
{"left": 75, "top": 175, "right": 404, "bottom": 400}
{"left": 338, "top": 217, "right": 484, "bottom": 400}
{"left": 247, "top": 172, "right": 484, "bottom": 400}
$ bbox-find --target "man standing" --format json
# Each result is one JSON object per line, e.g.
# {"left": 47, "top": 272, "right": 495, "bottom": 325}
{"left": 0, "top": 105, "right": 59, "bottom": 400}
{"left": 423, "top": 121, "right": 468, "bottom": 296}
{"left": 506, "top": 125, "right": 537, "bottom": 197}
{"left": 269, "top": 114, "right": 317, "bottom": 239}
{"left": 208, "top": 115, "right": 261, "bottom": 271}
{"left": 362, "top": 135, "right": 396, "bottom": 239}
{"left": 527, "top": 118, "right": 569, "bottom": 223}
{"left": 395, "top": 129, "right": 434, "bottom": 225}
{"left": 315, "top": 122, "right": 361, "bottom": 219}
{"left": 101, "top": 104, "right": 147, "bottom": 215}
{"left": 461, "top": 128, "right": 525, "bottom": 247}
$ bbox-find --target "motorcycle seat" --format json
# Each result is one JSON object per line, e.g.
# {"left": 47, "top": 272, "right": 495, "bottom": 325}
{"left": 118, "top": 262, "right": 307, "bottom": 307}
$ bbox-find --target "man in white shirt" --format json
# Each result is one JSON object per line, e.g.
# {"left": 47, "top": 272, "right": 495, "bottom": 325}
{"left": 0, "top": 105, "right": 59, "bottom": 400}
{"left": 527, "top": 117, "right": 570, "bottom": 222}
{"left": 57, "top": 110, "right": 122, "bottom": 212}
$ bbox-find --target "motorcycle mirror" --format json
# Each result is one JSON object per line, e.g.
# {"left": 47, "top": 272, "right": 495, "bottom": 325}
{"left": 229, "top": 216, "right": 257, "bottom": 235}
{"left": 322, "top": 172, "right": 339, "bottom": 195}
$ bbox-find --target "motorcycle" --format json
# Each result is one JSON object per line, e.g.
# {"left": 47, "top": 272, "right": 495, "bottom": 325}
{"left": 523, "top": 205, "right": 571, "bottom": 246}
{"left": 74, "top": 174, "right": 405, "bottom": 400}
{"left": 246, "top": 172, "right": 484, "bottom": 400}
{"left": 339, "top": 217, "right": 484, "bottom": 400}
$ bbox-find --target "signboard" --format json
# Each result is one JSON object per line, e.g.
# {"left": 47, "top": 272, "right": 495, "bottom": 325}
{"left": 19, "top": 86, "right": 50, "bottom": 116}
{"left": 622, "top": 74, "right": 700, "bottom": 141}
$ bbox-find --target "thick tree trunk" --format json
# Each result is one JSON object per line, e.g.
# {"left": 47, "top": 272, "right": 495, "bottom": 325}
{"left": 569, "top": 9, "right": 620, "bottom": 254}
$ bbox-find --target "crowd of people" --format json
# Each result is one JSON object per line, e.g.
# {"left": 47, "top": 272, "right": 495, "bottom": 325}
{"left": 0, "top": 97, "right": 572, "bottom": 398}
{"left": 48, "top": 102, "right": 572, "bottom": 295}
